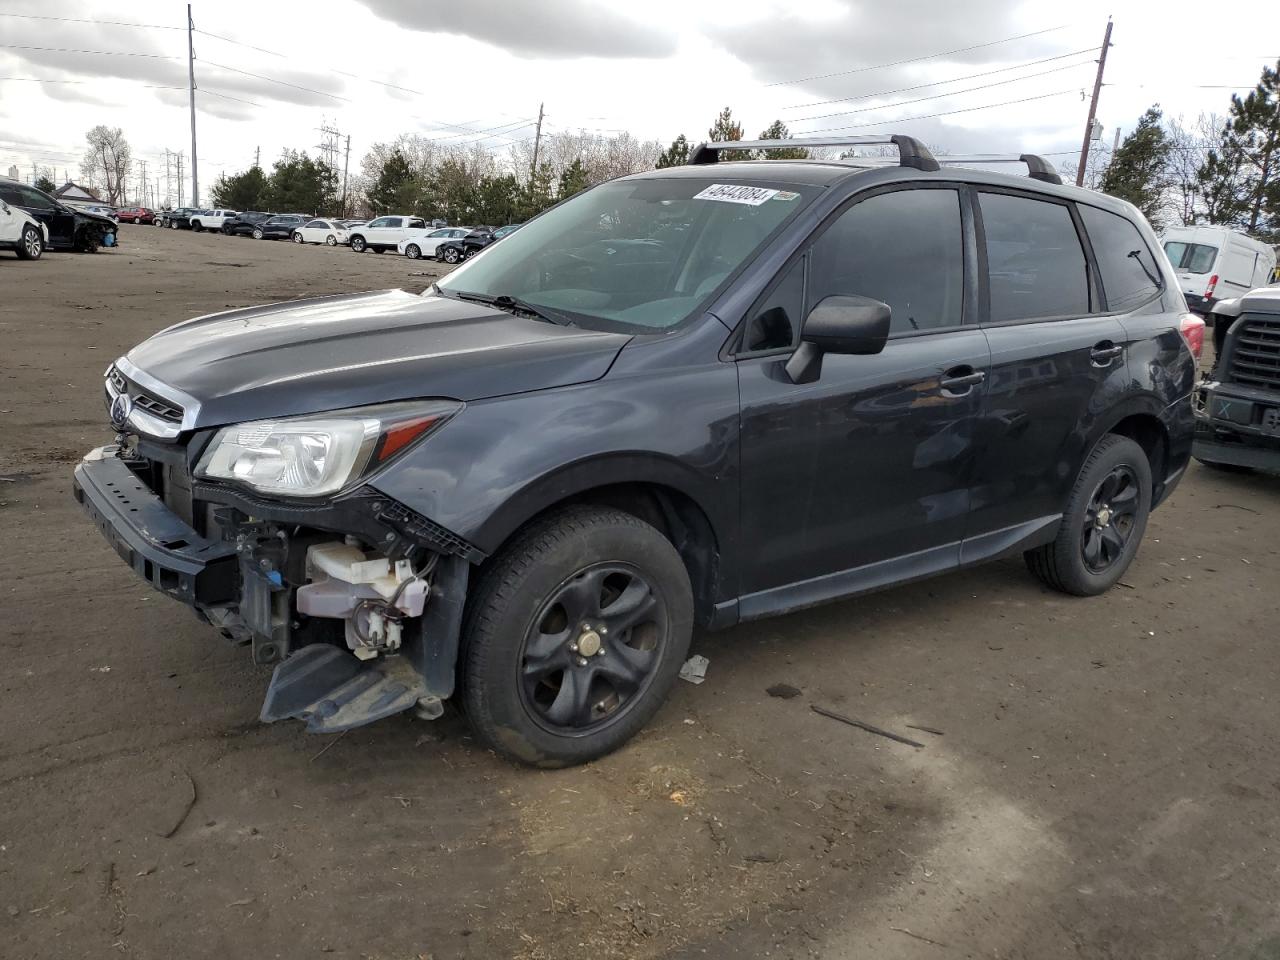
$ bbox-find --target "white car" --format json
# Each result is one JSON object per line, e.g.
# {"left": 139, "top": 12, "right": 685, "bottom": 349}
{"left": 398, "top": 226, "right": 471, "bottom": 260}
{"left": 292, "top": 218, "right": 350, "bottom": 246}
{"left": 0, "top": 197, "right": 47, "bottom": 259}
{"left": 189, "top": 209, "right": 238, "bottom": 232}
{"left": 347, "top": 215, "right": 427, "bottom": 253}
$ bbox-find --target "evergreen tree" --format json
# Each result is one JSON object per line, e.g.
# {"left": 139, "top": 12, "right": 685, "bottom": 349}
{"left": 518, "top": 163, "right": 555, "bottom": 221}
{"left": 265, "top": 151, "right": 338, "bottom": 215}
{"left": 366, "top": 148, "right": 420, "bottom": 214}
{"left": 708, "top": 108, "right": 748, "bottom": 162}
{"left": 210, "top": 165, "right": 268, "bottom": 210}
{"left": 656, "top": 134, "right": 690, "bottom": 168}
{"left": 34, "top": 174, "right": 56, "bottom": 194}
{"left": 1195, "top": 61, "right": 1280, "bottom": 234}
{"left": 472, "top": 174, "right": 521, "bottom": 224}
{"left": 756, "top": 120, "right": 808, "bottom": 160}
{"left": 557, "top": 158, "right": 591, "bottom": 199}
{"left": 1100, "top": 106, "right": 1171, "bottom": 225}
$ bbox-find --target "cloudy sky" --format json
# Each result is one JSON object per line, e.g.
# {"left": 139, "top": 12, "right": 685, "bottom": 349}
{"left": 0, "top": 0, "right": 1273, "bottom": 205}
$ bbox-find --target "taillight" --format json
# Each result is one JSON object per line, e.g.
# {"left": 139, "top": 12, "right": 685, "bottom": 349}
{"left": 1205, "top": 274, "right": 1218, "bottom": 299}
{"left": 1179, "top": 313, "right": 1205, "bottom": 361}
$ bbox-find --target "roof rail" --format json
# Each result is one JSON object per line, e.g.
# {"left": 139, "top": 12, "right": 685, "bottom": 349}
{"left": 688, "top": 134, "right": 940, "bottom": 172}
{"left": 935, "top": 154, "right": 1064, "bottom": 185}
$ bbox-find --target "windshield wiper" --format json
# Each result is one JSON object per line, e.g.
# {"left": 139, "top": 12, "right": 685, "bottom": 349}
{"left": 451, "top": 290, "right": 576, "bottom": 326}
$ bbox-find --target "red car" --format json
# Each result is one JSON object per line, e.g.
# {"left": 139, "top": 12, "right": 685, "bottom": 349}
{"left": 116, "top": 207, "right": 155, "bottom": 225}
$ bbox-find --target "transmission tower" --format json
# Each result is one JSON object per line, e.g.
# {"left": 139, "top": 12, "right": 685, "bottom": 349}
{"left": 316, "top": 118, "right": 342, "bottom": 172}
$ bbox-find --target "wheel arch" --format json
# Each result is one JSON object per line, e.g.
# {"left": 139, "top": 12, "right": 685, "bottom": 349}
{"left": 473, "top": 459, "right": 728, "bottom": 628}
{"left": 1085, "top": 398, "right": 1171, "bottom": 502}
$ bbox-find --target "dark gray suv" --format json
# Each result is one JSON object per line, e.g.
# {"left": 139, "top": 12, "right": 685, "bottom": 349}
{"left": 73, "top": 135, "right": 1202, "bottom": 766}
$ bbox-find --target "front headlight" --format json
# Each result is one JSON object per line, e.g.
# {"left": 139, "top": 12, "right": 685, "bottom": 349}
{"left": 194, "top": 401, "right": 458, "bottom": 498}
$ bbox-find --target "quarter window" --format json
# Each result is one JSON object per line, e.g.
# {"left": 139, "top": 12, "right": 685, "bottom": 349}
{"left": 1079, "top": 206, "right": 1163, "bottom": 312}
{"left": 979, "top": 192, "right": 1090, "bottom": 322}
{"left": 744, "top": 256, "right": 804, "bottom": 352}
{"left": 809, "top": 188, "right": 965, "bottom": 334}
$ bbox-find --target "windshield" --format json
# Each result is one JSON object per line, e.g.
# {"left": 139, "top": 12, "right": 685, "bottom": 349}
{"left": 1163, "top": 240, "right": 1218, "bottom": 274}
{"left": 436, "top": 177, "right": 817, "bottom": 331}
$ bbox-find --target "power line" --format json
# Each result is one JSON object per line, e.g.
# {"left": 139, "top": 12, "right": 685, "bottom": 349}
{"left": 792, "top": 57, "right": 1097, "bottom": 123}
{"left": 193, "top": 28, "right": 285, "bottom": 58}
{"left": 796, "top": 87, "right": 1081, "bottom": 135}
{"left": 198, "top": 59, "right": 349, "bottom": 102}
{"left": 0, "top": 12, "right": 180, "bottom": 30}
{"left": 785, "top": 46, "right": 1098, "bottom": 110}
{"left": 765, "top": 23, "right": 1071, "bottom": 87}
{"left": 0, "top": 43, "right": 178, "bottom": 59}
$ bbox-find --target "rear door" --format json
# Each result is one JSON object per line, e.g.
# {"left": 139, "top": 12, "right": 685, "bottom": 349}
{"left": 966, "top": 188, "right": 1128, "bottom": 546}
{"left": 736, "top": 184, "right": 990, "bottom": 606}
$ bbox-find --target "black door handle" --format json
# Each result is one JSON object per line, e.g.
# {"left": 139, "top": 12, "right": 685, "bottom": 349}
{"left": 1090, "top": 342, "right": 1123, "bottom": 365}
{"left": 939, "top": 368, "right": 986, "bottom": 395}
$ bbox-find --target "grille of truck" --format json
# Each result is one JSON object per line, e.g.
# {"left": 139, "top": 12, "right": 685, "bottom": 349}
{"left": 1228, "top": 315, "right": 1280, "bottom": 389}
{"left": 108, "top": 366, "right": 185, "bottom": 423}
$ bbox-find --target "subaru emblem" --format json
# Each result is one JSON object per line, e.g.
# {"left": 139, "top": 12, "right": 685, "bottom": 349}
{"left": 109, "top": 392, "right": 134, "bottom": 430}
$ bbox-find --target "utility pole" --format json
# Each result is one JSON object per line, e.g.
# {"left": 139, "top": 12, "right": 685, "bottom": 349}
{"left": 341, "top": 134, "right": 351, "bottom": 218}
{"left": 137, "top": 159, "right": 148, "bottom": 205}
{"left": 530, "top": 101, "right": 545, "bottom": 180}
{"left": 1075, "top": 18, "right": 1113, "bottom": 188}
{"left": 187, "top": 3, "right": 199, "bottom": 208}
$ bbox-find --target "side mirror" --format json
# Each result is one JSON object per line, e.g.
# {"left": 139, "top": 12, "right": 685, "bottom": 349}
{"left": 785, "top": 295, "right": 892, "bottom": 384}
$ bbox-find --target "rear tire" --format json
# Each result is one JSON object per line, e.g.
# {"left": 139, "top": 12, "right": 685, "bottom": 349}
{"left": 1025, "top": 434, "right": 1152, "bottom": 596}
{"left": 462, "top": 505, "right": 693, "bottom": 767}
{"left": 252, "top": 227, "right": 264, "bottom": 240}
{"left": 442, "top": 246, "right": 460, "bottom": 264}
{"left": 16, "top": 225, "right": 42, "bottom": 260}
{"left": 326, "top": 235, "right": 337, "bottom": 246}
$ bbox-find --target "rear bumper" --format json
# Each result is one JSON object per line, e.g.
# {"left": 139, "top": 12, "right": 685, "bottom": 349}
{"left": 72, "top": 448, "right": 237, "bottom": 605}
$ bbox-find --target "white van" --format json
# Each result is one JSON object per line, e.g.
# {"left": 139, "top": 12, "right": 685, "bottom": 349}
{"left": 1160, "top": 226, "right": 1276, "bottom": 316}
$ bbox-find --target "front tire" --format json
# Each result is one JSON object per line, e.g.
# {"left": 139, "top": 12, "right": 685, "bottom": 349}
{"left": 462, "top": 506, "right": 694, "bottom": 767}
{"left": 16, "top": 225, "right": 42, "bottom": 260}
{"left": 441, "top": 246, "right": 460, "bottom": 264}
{"left": 350, "top": 235, "right": 366, "bottom": 252}
{"left": 1025, "top": 434, "right": 1152, "bottom": 596}
{"left": 405, "top": 244, "right": 421, "bottom": 259}
{"left": 292, "top": 232, "right": 303, "bottom": 243}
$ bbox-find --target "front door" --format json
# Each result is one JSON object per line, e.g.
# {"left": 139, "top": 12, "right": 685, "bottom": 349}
{"left": 736, "top": 185, "right": 989, "bottom": 610}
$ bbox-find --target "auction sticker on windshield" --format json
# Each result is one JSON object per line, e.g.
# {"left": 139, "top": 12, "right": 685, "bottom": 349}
{"left": 693, "top": 184, "right": 779, "bottom": 206}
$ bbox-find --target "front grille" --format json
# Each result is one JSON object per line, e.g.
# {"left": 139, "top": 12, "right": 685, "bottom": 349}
{"left": 1228, "top": 315, "right": 1280, "bottom": 389}
{"left": 107, "top": 365, "right": 185, "bottom": 424}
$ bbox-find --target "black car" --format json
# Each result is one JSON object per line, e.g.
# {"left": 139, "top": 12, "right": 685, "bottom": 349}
{"left": 161, "top": 207, "right": 199, "bottom": 230}
{"left": 254, "top": 214, "right": 308, "bottom": 240}
{"left": 1193, "top": 288, "right": 1280, "bottom": 473}
{"left": 437, "top": 224, "right": 519, "bottom": 264}
{"left": 72, "top": 135, "right": 1200, "bottom": 767}
{"left": 223, "top": 211, "right": 273, "bottom": 236}
{"left": 0, "top": 181, "right": 117, "bottom": 252}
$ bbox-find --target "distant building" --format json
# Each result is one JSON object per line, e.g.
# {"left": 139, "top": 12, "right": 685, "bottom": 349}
{"left": 5, "top": 165, "right": 18, "bottom": 182}
{"left": 55, "top": 182, "right": 104, "bottom": 202}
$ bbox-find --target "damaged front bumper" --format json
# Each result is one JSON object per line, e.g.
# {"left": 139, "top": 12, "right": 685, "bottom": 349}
{"left": 1193, "top": 381, "right": 1280, "bottom": 473}
{"left": 73, "top": 445, "right": 474, "bottom": 733}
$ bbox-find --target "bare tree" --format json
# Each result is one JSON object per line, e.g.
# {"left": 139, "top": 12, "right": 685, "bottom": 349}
{"left": 1164, "top": 113, "right": 1218, "bottom": 226}
{"left": 80, "top": 126, "right": 131, "bottom": 205}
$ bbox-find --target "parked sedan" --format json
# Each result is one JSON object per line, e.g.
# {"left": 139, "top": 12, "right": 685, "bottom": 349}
{"left": 292, "top": 218, "right": 350, "bottom": 246}
{"left": 223, "top": 211, "right": 273, "bottom": 236}
{"left": 253, "top": 214, "right": 309, "bottom": 240}
{"left": 436, "top": 224, "right": 521, "bottom": 264}
{"left": 397, "top": 226, "right": 470, "bottom": 260}
{"left": 116, "top": 207, "right": 155, "bottom": 225}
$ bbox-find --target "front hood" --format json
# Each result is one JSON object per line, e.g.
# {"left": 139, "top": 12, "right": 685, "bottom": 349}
{"left": 123, "top": 289, "right": 631, "bottom": 428}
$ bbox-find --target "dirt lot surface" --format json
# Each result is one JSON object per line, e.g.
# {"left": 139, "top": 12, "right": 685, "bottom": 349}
{"left": 2, "top": 226, "right": 1278, "bottom": 960}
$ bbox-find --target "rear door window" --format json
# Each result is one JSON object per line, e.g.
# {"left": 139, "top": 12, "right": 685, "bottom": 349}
{"left": 808, "top": 187, "right": 965, "bottom": 334}
{"left": 979, "top": 192, "right": 1090, "bottom": 322}
{"left": 1078, "top": 205, "right": 1163, "bottom": 312}
{"left": 1163, "top": 241, "right": 1217, "bottom": 274}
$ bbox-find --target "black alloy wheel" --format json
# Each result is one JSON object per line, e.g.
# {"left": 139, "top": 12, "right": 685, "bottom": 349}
{"left": 1080, "top": 465, "right": 1140, "bottom": 573}
{"left": 520, "top": 564, "right": 667, "bottom": 733}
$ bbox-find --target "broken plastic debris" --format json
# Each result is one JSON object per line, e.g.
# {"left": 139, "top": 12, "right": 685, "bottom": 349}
{"left": 679, "top": 654, "right": 709, "bottom": 685}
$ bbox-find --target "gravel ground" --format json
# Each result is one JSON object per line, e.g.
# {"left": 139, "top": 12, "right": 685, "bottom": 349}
{"left": 1, "top": 226, "right": 1278, "bottom": 960}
